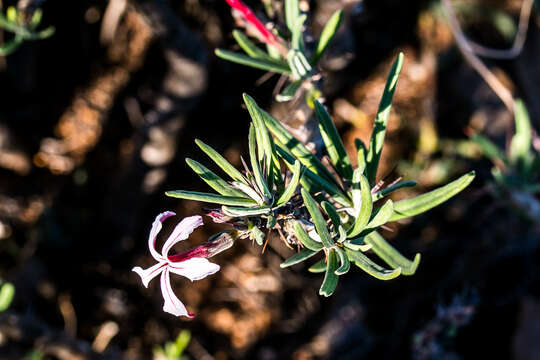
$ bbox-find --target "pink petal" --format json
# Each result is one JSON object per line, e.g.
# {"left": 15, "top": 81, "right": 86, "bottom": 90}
{"left": 132, "top": 261, "right": 166, "bottom": 288}
{"left": 225, "top": 0, "right": 277, "bottom": 44}
{"left": 160, "top": 268, "right": 193, "bottom": 318}
{"left": 148, "top": 211, "right": 176, "bottom": 261}
{"left": 168, "top": 257, "right": 220, "bottom": 281}
{"left": 161, "top": 215, "right": 203, "bottom": 257}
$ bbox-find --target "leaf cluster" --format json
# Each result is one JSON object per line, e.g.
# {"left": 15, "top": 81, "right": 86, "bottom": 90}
{"left": 167, "top": 54, "right": 475, "bottom": 296}
{"left": 0, "top": 6, "right": 54, "bottom": 56}
{"left": 216, "top": 0, "right": 343, "bottom": 102}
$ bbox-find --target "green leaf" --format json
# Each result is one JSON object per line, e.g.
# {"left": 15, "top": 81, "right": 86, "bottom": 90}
{"left": 355, "top": 139, "right": 367, "bottom": 175}
{"left": 345, "top": 248, "right": 402, "bottom": 280}
{"left": 335, "top": 247, "right": 350, "bottom": 275}
{"left": 365, "top": 199, "right": 394, "bottom": 230}
{"left": 232, "top": 30, "right": 286, "bottom": 65}
{"left": 280, "top": 248, "right": 318, "bottom": 268}
{"left": 285, "top": 0, "right": 299, "bottom": 33}
{"left": 348, "top": 171, "right": 373, "bottom": 237}
{"left": 195, "top": 139, "right": 248, "bottom": 185}
{"left": 276, "top": 80, "right": 302, "bottom": 102}
{"left": 244, "top": 94, "right": 274, "bottom": 183}
{"left": 232, "top": 181, "right": 264, "bottom": 204}
{"left": 390, "top": 171, "right": 475, "bottom": 221}
{"left": 365, "top": 53, "right": 404, "bottom": 185}
{"left": 166, "top": 190, "right": 257, "bottom": 206}
{"left": 372, "top": 180, "right": 417, "bottom": 201}
{"left": 186, "top": 158, "right": 248, "bottom": 198}
{"left": 309, "top": 259, "right": 327, "bottom": 273}
{"left": 315, "top": 100, "right": 353, "bottom": 180}
{"left": 249, "top": 222, "right": 265, "bottom": 245}
{"left": 310, "top": 10, "right": 344, "bottom": 66}
{"left": 0, "top": 282, "right": 14, "bottom": 312}
{"left": 0, "top": 34, "right": 23, "bottom": 56}
{"left": 319, "top": 249, "right": 339, "bottom": 296}
{"left": 276, "top": 144, "right": 352, "bottom": 207}
{"left": 291, "top": 14, "right": 306, "bottom": 52}
{"left": 262, "top": 109, "right": 339, "bottom": 186}
{"left": 215, "top": 49, "right": 291, "bottom": 74}
{"left": 276, "top": 160, "right": 302, "bottom": 206}
{"left": 301, "top": 188, "right": 333, "bottom": 248}
{"left": 249, "top": 124, "right": 272, "bottom": 200}
{"left": 364, "top": 231, "right": 420, "bottom": 275}
{"left": 321, "top": 201, "right": 341, "bottom": 234}
{"left": 222, "top": 205, "right": 271, "bottom": 217}
{"left": 293, "top": 220, "right": 323, "bottom": 251}
{"left": 509, "top": 99, "right": 532, "bottom": 166}
{"left": 343, "top": 238, "right": 372, "bottom": 252}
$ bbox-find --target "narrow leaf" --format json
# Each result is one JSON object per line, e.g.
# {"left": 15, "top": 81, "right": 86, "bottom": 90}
{"left": 321, "top": 201, "right": 341, "bottom": 234}
{"left": 390, "top": 171, "right": 475, "bottom": 221}
{"left": 215, "top": 49, "right": 291, "bottom": 74}
{"left": 244, "top": 94, "right": 274, "bottom": 183}
{"left": 372, "top": 180, "right": 417, "bottom": 201}
{"left": 276, "top": 80, "right": 302, "bottom": 102}
{"left": 315, "top": 100, "right": 353, "bottom": 180}
{"left": 262, "top": 109, "right": 339, "bottom": 186}
{"left": 365, "top": 53, "right": 404, "bottom": 185}
{"left": 364, "top": 231, "right": 420, "bottom": 275}
{"left": 276, "top": 144, "right": 352, "bottom": 207}
{"left": 509, "top": 99, "right": 532, "bottom": 165}
{"left": 310, "top": 10, "right": 344, "bottom": 66}
{"left": 280, "top": 248, "right": 318, "bottom": 268}
{"left": 249, "top": 124, "right": 272, "bottom": 200}
{"left": 309, "top": 259, "right": 326, "bottom": 273}
{"left": 276, "top": 160, "right": 302, "bottom": 205}
{"left": 222, "top": 205, "right": 271, "bottom": 217}
{"left": 335, "top": 247, "right": 350, "bottom": 275}
{"left": 186, "top": 158, "right": 248, "bottom": 198}
{"left": 365, "top": 200, "right": 394, "bottom": 230}
{"left": 355, "top": 138, "right": 367, "bottom": 175}
{"left": 345, "top": 248, "right": 402, "bottom": 280}
{"left": 195, "top": 139, "right": 248, "bottom": 185}
{"left": 166, "top": 190, "right": 257, "bottom": 206}
{"left": 348, "top": 172, "right": 373, "bottom": 237}
{"left": 301, "top": 188, "right": 333, "bottom": 248}
{"left": 319, "top": 249, "right": 339, "bottom": 296}
{"left": 285, "top": 0, "right": 299, "bottom": 33}
{"left": 0, "top": 283, "right": 15, "bottom": 312}
{"left": 232, "top": 30, "right": 285, "bottom": 64}
{"left": 294, "top": 221, "right": 323, "bottom": 251}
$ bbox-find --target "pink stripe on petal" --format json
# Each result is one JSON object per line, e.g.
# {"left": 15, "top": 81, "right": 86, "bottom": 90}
{"left": 168, "top": 257, "right": 220, "bottom": 281}
{"left": 148, "top": 211, "right": 176, "bottom": 261}
{"left": 160, "top": 268, "right": 192, "bottom": 317}
{"left": 162, "top": 215, "right": 203, "bottom": 257}
{"left": 132, "top": 261, "right": 166, "bottom": 288}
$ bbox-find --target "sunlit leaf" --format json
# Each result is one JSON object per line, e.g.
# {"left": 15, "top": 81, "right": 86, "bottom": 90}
{"left": 372, "top": 180, "right": 417, "bottom": 201}
{"left": 315, "top": 100, "right": 353, "bottom": 180}
{"left": 348, "top": 171, "right": 373, "bottom": 237}
{"left": 195, "top": 139, "right": 248, "bottom": 185}
{"left": 319, "top": 249, "right": 339, "bottom": 296}
{"left": 166, "top": 190, "right": 257, "bottom": 206}
{"left": 222, "top": 205, "right": 272, "bottom": 217}
{"left": 186, "top": 158, "right": 248, "bottom": 198}
{"left": 365, "top": 53, "right": 404, "bottom": 185}
{"left": 310, "top": 10, "right": 344, "bottom": 66}
{"left": 364, "top": 231, "right": 420, "bottom": 275}
{"left": 294, "top": 220, "right": 323, "bottom": 251}
{"left": 280, "top": 248, "right": 318, "bottom": 268}
{"left": 345, "top": 248, "right": 402, "bottom": 280}
{"left": 301, "top": 188, "right": 333, "bottom": 248}
{"left": 335, "top": 247, "right": 350, "bottom": 275}
{"left": 390, "top": 171, "right": 475, "bottom": 221}
{"left": 215, "top": 49, "right": 291, "bottom": 74}
{"left": 276, "top": 160, "right": 302, "bottom": 206}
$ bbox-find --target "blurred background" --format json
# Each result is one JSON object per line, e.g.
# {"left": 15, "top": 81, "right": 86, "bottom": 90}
{"left": 0, "top": 0, "right": 539, "bottom": 359}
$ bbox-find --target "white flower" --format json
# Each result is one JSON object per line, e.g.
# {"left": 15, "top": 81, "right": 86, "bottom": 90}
{"left": 132, "top": 212, "right": 219, "bottom": 317}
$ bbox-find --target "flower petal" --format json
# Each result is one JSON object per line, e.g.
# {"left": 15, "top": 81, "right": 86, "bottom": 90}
{"left": 132, "top": 261, "right": 166, "bottom": 288}
{"left": 161, "top": 215, "right": 203, "bottom": 257}
{"left": 160, "top": 268, "right": 193, "bottom": 318}
{"left": 168, "top": 257, "right": 220, "bottom": 281}
{"left": 148, "top": 211, "right": 176, "bottom": 261}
